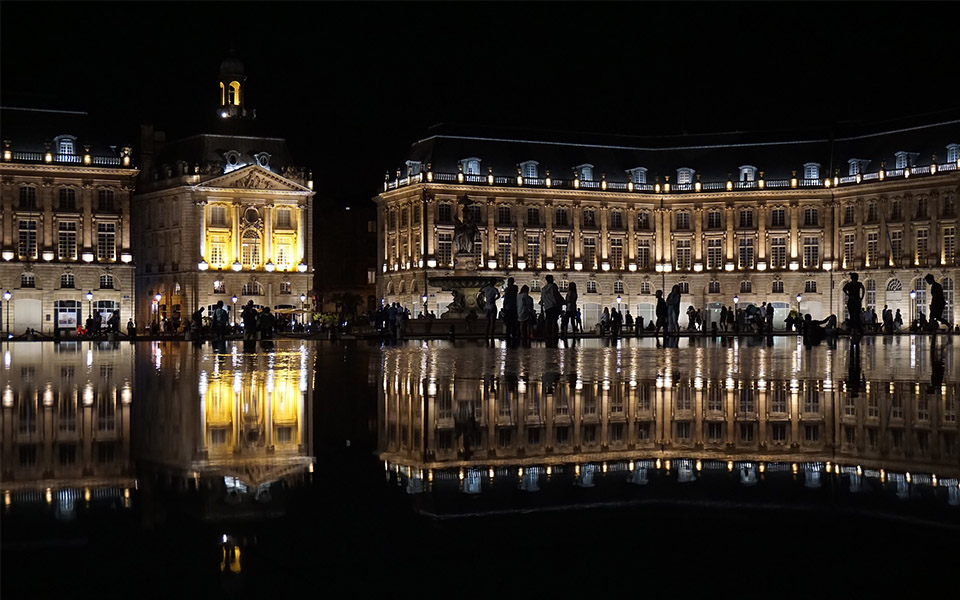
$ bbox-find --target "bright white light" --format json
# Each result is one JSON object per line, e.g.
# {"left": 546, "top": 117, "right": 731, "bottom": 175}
{"left": 297, "top": 262, "right": 308, "bottom": 272}
{"left": 198, "top": 260, "right": 209, "bottom": 271}
{"left": 232, "top": 261, "right": 242, "bottom": 272}
{"left": 221, "top": 112, "right": 228, "bottom": 118}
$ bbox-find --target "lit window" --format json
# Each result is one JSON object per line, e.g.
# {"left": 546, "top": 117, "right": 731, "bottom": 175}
{"left": 803, "top": 162, "right": 820, "bottom": 180}
{"left": 576, "top": 164, "right": 593, "bottom": 181}
{"left": 213, "top": 280, "right": 226, "bottom": 294}
{"left": 739, "top": 165, "right": 756, "bottom": 182}
{"left": 97, "top": 222, "right": 116, "bottom": 260}
{"left": 675, "top": 240, "right": 691, "bottom": 270}
{"left": 610, "top": 238, "right": 623, "bottom": 269}
{"left": 461, "top": 157, "right": 481, "bottom": 175}
{"left": 582, "top": 238, "right": 597, "bottom": 269}
{"left": 627, "top": 167, "right": 647, "bottom": 184}
{"left": 707, "top": 239, "right": 723, "bottom": 270}
{"left": 803, "top": 237, "right": 820, "bottom": 269}
{"left": 636, "top": 239, "right": 650, "bottom": 269}
{"left": 946, "top": 144, "right": 959, "bottom": 163}
{"left": 520, "top": 161, "right": 538, "bottom": 179}
{"left": 895, "top": 151, "right": 909, "bottom": 169}
{"left": 280, "top": 281, "right": 292, "bottom": 294}
{"left": 241, "top": 230, "right": 261, "bottom": 267}
{"left": 770, "top": 237, "right": 787, "bottom": 269}
{"left": 242, "top": 281, "right": 263, "bottom": 296}
{"left": 738, "top": 238, "right": 754, "bottom": 269}
{"left": 58, "top": 222, "right": 77, "bottom": 259}
{"left": 100, "top": 274, "right": 114, "bottom": 289}
{"left": 18, "top": 219, "right": 38, "bottom": 258}
{"left": 676, "top": 168, "right": 694, "bottom": 185}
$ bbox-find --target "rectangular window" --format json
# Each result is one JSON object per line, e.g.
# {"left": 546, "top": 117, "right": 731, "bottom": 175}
{"left": 497, "top": 234, "right": 512, "bottom": 267}
{"left": 890, "top": 231, "right": 903, "bottom": 265}
{"left": 582, "top": 209, "right": 596, "bottom": 228}
{"left": 916, "top": 197, "right": 928, "bottom": 219}
{"left": 844, "top": 205, "right": 856, "bottom": 225}
{"left": 209, "top": 235, "right": 227, "bottom": 268}
{"left": 400, "top": 208, "right": 408, "bottom": 228}
{"left": 772, "top": 281, "right": 784, "bottom": 293}
{"left": 437, "top": 233, "right": 452, "bottom": 266}
{"left": 58, "top": 221, "right": 78, "bottom": 259}
{"left": 708, "top": 422, "right": 723, "bottom": 442}
{"left": 636, "top": 239, "right": 650, "bottom": 269}
{"left": 675, "top": 240, "right": 691, "bottom": 270}
{"left": 610, "top": 210, "right": 623, "bottom": 229}
{"left": 526, "top": 235, "right": 540, "bottom": 268}
{"left": 803, "top": 236, "right": 819, "bottom": 269}
{"left": 497, "top": 206, "right": 512, "bottom": 226}
{"left": 275, "top": 208, "right": 292, "bottom": 229}
{"left": 803, "top": 208, "right": 819, "bottom": 227}
{"left": 526, "top": 207, "right": 540, "bottom": 227}
{"left": 551, "top": 236, "right": 568, "bottom": 269}
{"left": 739, "top": 210, "right": 753, "bottom": 228}
{"left": 636, "top": 422, "right": 651, "bottom": 441}
{"left": 97, "top": 189, "right": 115, "bottom": 211}
{"left": 772, "top": 423, "right": 787, "bottom": 442}
{"left": 944, "top": 227, "right": 956, "bottom": 264}
{"left": 709, "top": 281, "right": 720, "bottom": 293}
{"left": 97, "top": 222, "right": 117, "bottom": 260}
{"left": 891, "top": 200, "right": 902, "bottom": 220}
{"left": 676, "top": 422, "right": 691, "bottom": 441}
{"left": 844, "top": 234, "right": 856, "bottom": 268}
{"left": 582, "top": 238, "right": 597, "bottom": 270}
{"left": 916, "top": 229, "right": 928, "bottom": 265}
{"left": 805, "top": 280, "right": 818, "bottom": 293}
{"left": 637, "top": 212, "right": 650, "bottom": 230}
{"left": 19, "top": 186, "right": 37, "bottom": 209}
{"left": 867, "top": 232, "right": 879, "bottom": 266}
{"left": 676, "top": 212, "right": 690, "bottom": 230}
{"left": 555, "top": 208, "right": 568, "bottom": 227}
{"left": 771, "top": 209, "right": 786, "bottom": 228}
{"left": 707, "top": 211, "right": 722, "bottom": 229}
{"left": 436, "top": 203, "right": 451, "bottom": 224}
{"left": 738, "top": 238, "right": 754, "bottom": 269}
{"left": 60, "top": 188, "right": 77, "bottom": 210}
{"left": 867, "top": 202, "right": 878, "bottom": 222}
{"left": 769, "top": 237, "right": 785, "bottom": 269}
{"left": 18, "top": 219, "right": 38, "bottom": 258}
{"left": 210, "top": 205, "right": 227, "bottom": 227}
{"left": 609, "top": 238, "right": 623, "bottom": 270}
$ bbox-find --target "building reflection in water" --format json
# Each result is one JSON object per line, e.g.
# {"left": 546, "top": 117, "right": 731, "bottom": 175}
{"left": 1, "top": 341, "right": 314, "bottom": 524}
{"left": 378, "top": 338, "right": 960, "bottom": 512}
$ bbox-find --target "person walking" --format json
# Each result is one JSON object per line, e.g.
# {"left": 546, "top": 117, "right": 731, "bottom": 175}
{"left": 765, "top": 302, "right": 775, "bottom": 334}
{"left": 212, "top": 300, "right": 229, "bottom": 341}
{"left": 611, "top": 306, "right": 623, "bottom": 338}
{"left": 561, "top": 282, "right": 578, "bottom": 339}
{"left": 479, "top": 279, "right": 501, "bottom": 340}
{"left": 666, "top": 285, "right": 681, "bottom": 334}
{"left": 926, "top": 273, "right": 946, "bottom": 333}
{"left": 655, "top": 290, "right": 668, "bottom": 338}
{"left": 894, "top": 309, "right": 903, "bottom": 332}
{"left": 502, "top": 277, "right": 519, "bottom": 343}
{"left": 842, "top": 273, "right": 865, "bottom": 336}
{"left": 257, "top": 306, "right": 277, "bottom": 350}
{"left": 540, "top": 274, "right": 563, "bottom": 345}
{"left": 518, "top": 284, "right": 535, "bottom": 346}
{"left": 241, "top": 300, "right": 258, "bottom": 341}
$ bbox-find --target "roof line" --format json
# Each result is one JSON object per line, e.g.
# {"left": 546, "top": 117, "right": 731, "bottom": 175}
{"left": 415, "top": 118, "right": 960, "bottom": 153}
{"left": 0, "top": 106, "right": 88, "bottom": 115}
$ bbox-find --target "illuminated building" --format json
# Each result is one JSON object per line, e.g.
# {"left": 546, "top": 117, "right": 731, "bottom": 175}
{"left": 376, "top": 118, "right": 959, "bottom": 327}
{"left": 0, "top": 108, "right": 137, "bottom": 335}
{"left": 1, "top": 343, "right": 136, "bottom": 517}
{"left": 133, "top": 56, "right": 314, "bottom": 328}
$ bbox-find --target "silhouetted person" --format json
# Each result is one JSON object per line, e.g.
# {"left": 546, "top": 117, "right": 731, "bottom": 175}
{"left": 925, "top": 274, "right": 946, "bottom": 333}
{"left": 503, "top": 277, "right": 519, "bottom": 343}
{"left": 666, "top": 285, "right": 681, "bottom": 333}
{"left": 479, "top": 279, "right": 500, "bottom": 340}
{"left": 561, "top": 282, "right": 578, "bottom": 339}
{"left": 655, "top": 290, "right": 668, "bottom": 339}
{"left": 847, "top": 343, "right": 863, "bottom": 398}
{"left": 241, "top": 300, "right": 259, "bottom": 341}
{"left": 258, "top": 306, "right": 276, "bottom": 350}
{"left": 842, "top": 273, "right": 865, "bottom": 336}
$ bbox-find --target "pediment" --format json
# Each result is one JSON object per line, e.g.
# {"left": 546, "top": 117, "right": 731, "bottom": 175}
{"left": 198, "top": 164, "right": 310, "bottom": 192}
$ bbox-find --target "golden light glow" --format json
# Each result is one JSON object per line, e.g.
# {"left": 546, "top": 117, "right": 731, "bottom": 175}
{"left": 228, "top": 81, "right": 241, "bottom": 106}
{"left": 727, "top": 461, "right": 734, "bottom": 472}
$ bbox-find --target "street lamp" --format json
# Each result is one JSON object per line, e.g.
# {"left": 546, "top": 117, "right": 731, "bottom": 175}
{"left": 796, "top": 294, "right": 802, "bottom": 319}
{"left": 153, "top": 292, "right": 161, "bottom": 324}
{"left": 300, "top": 293, "right": 307, "bottom": 327}
{"left": 421, "top": 294, "right": 428, "bottom": 317}
{"left": 86, "top": 290, "right": 94, "bottom": 319}
{"left": 3, "top": 290, "right": 10, "bottom": 337}
{"left": 824, "top": 261, "right": 833, "bottom": 318}
{"left": 231, "top": 295, "right": 238, "bottom": 327}
{"left": 909, "top": 290, "right": 917, "bottom": 329}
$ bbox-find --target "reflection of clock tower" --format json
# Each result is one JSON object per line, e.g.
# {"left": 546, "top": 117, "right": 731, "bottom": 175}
{"left": 133, "top": 55, "right": 314, "bottom": 330}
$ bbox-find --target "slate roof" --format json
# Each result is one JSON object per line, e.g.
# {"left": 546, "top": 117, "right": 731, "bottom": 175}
{"left": 0, "top": 106, "right": 132, "bottom": 158}
{"left": 401, "top": 110, "right": 960, "bottom": 184}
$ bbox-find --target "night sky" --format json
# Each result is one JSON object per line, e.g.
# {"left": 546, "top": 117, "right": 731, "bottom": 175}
{"left": 2, "top": 2, "right": 955, "bottom": 207}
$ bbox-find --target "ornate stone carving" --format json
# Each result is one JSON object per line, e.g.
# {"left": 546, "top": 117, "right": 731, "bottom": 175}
{"left": 235, "top": 171, "right": 278, "bottom": 189}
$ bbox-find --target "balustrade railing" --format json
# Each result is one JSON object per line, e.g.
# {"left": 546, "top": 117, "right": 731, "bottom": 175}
{"left": 7, "top": 150, "right": 123, "bottom": 166}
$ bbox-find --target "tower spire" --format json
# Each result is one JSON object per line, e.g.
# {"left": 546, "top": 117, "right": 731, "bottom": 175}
{"left": 217, "top": 52, "right": 252, "bottom": 120}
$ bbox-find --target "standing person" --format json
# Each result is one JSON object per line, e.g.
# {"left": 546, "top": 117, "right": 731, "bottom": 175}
{"left": 600, "top": 307, "right": 611, "bottom": 335}
{"left": 666, "top": 285, "right": 681, "bottom": 334}
{"left": 561, "top": 282, "right": 578, "bottom": 339}
{"left": 108, "top": 310, "right": 121, "bottom": 333}
{"left": 539, "top": 274, "right": 563, "bottom": 344}
{"left": 126, "top": 319, "right": 136, "bottom": 340}
{"left": 882, "top": 305, "right": 894, "bottom": 334}
{"left": 192, "top": 307, "right": 205, "bottom": 339}
{"left": 257, "top": 306, "right": 277, "bottom": 350}
{"left": 241, "top": 300, "right": 258, "bottom": 340}
{"left": 212, "top": 300, "right": 229, "bottom": 341}
{"left": 502, "top": 277, "right": 519, "bottom": 343}
{"left": 479, "top": 279, "right": 501, "bottom": 341}
{"left": 894, "top": 309, "right": 903, "bottom": 332}
{"left": 575, "top": 308, "right": 583, "bottom": 333}
{"left": 611, "top": 306, "right": 623, "bottom": 338}
{"left": 719, "top": 305, "right": 729, "bottom": 332}
{"left": 518, "top": 284, "right": 535, "bottom": 346}
{"left": 655, "top": 290, "right": 668, "bottom": 338}
{"left": 925, "top": 274, "right": 946, "bottom": 333}
{"left": 624, "top": 310, "right": 633, "bottom": 334}
{"left": 765, "top": 302, "right": 775, "bottom": 334}
{"left": 686, "top": 305, "right": 697, "bottom": 331}
{"left": 842, "top": 273, "right": 865, "bottom": 335}
{"left": 636, "top": 315, "right": 644, "bottom": 337}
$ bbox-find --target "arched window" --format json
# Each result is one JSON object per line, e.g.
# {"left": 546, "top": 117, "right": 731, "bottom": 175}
{"left": 21, "top": 273, "right": 35, "bottom": 288}
{"left": 100, "top": 274, "right": 114, "bottom": 289}
{"left": 399, "top": 280, "right": 406, "bottom": 294}
{"left": 220, "top": 82, "right": 225, "bottom": 105}
{"left": 739, "top": 165, "right": 756, "bottom": 182}
{"left": 740, "top": 280, "right": 752, "bottom": 293}
{"left": 241, "top": 230, "right": 261, "bottom": 268}
{"left": 614, "top": 281, "right": 624, "bottom": 294}
{"left": 709, "top": 281, "right": 721, "bottom": 294}
{"left": 60, "top": 273, "right": 75, "bottom": 288}
{"left": 242, "top": 281, "right": 263, "bottom": 296}
{"left": 213, "top": 280, "right": 226, "bottom": 294}
{"left": 886, "top": 279, "right": 902, "bottom": 291}
{"left": 228, "top": 81, "right": 241, "bottom": 105}
{"left": 803, "top": 163, "right": 821, "bottom": 180}
{"left": 640, "top": 282, "right": 651, "bottom": 295}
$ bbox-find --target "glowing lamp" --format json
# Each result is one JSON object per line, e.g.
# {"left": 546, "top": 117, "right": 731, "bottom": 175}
{"left": 573, "top": 178, "right": 580, "bottom": 189}
{"left": 516, "top": 259, "right": 526, "bottom": 270}
{"left": 487, "top": 259, "right": 497, "bottom": 269}
{"left": 756, "top": 261, "right": 767, "bottom": 271}
{"left": 2, "top": 290, "right": 10, "bottom": 301}
{"left": 1, "top": 251, "right": 13, "bottom": 261}
{"left": 297, "top": 262, "right": 308, "bottom": 273}
{"left": 264, "top": 260, "right": 275, "bottom": 272}
{"left": 601, "top": 261, "right": 610, "bottom": 271}
{"left": 823, "top": 261, "right": 832, "bottom": 272}
{"left": 856, "top": 173, "right": 863, "bottom": 183}
{"left": 601, "top": 178, "right": 607, "bottom": 191}
{"left": 545, "top": 176, "right": 552, "bottom": 188}
{"left": 796, "top": 294, "right": 802, "bottom": 304}
{"left": 198, "top": 260, "right": 209, "bottom": 271}
{"left": 81, "top": 252, "right": 94, "bottom": 263}
{"left": 573, "top": 261, "right": 583, "bottom": 271}
{"left": 83, "top": 153, "right": 92, "bottom": 165}
{"left": 545, "top": 260, "right": 555, "bottom": 270}
{"left": 789, "top": 261, "right": 800, "bottom": 271}
{"left": 154, "top": 293, "right": 161, "bottom": 302}
{"left": 733, "top": 295, "right": 739, "bottom": 305}
{"left": 726, "top": 179, "right": 733, "bottom": 191}
{"left": 221, "top": 111, "right": 228, "bottom": 118}
{"left": 231, "top": 261, "right": 242, "bottom": 271}
{"left": 694, "top": 180, "right": 702, "bottom": 192}
{"left": 616, "top": 295, "right": 622, "bottom": 304}
{"left": 655, "top": 263, "right": 663, "bottom": 272}
{"left": 426, "top": 259, "right": 437, "bottom": 268}
{"left": 662, "top": 263, "right": 673, "bottom": 272}
{"left": 693, "top": 263, "right": 703, "bottom": 272}
{"left": 628, "top": 263, "right": 637, "bottom": 272}
{"left": 42, "top": 250, "right": 54, "bottom": 261}
{"left": 824, "top": 178, "right": 831, "bottom": 188}
{"left": 487, "top": 173, "right": 494, "bottom": 185}
{"left": 44, "top": 151, "right": 53, "bottom": 163}
{"left": 903, "top": 167, "right": 910, "bottom": 179}
{"left": 2, "top": 150, "right": 11, "bottom": 161}
{"left": 85, "top": 290, "right": 93, "bottom": 302}
{"left": 910, "top": 290, "right": 917, "bottom": 300}
{"left": 457, "top": 172, "right": 464, "bottom": 184}
{"left": 120, "top": 253, "right": 133, "bottom": 263}
{"left": 724, "top": 262, "right": 735, "bottom": 272}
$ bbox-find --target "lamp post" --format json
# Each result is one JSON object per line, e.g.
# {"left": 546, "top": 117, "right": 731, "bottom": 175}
{"left": 86, "top": 290, "right": 94, "bottom": 319}
{"left": 421, "top": 294, "right": 428, "bottom": 317}
{"left": 299, "top": 293, "right": 307, "bottom": 327}
{"left": 824, "top": 261, "right": 833, "bottom": 318}
{"left": 231, "top": 295, "right": 238, "bottom": 327}
{"left": 154, "top": 292, "right": 161, "bottom": 325}
{"left": 796, "top": 293, "right": 802, "bottom": 315}
{"left": 3, "top": 290, "right": 10, "bottom": 337}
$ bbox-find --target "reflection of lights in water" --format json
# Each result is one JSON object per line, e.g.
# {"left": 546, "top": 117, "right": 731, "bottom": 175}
{"left": 121, "top": 383, "right": 132, "bottom": 404}
{"left": 199, "top": 371, "right": 208, "bottom": 395}
{"left": 4, "top": 351, "right": 10, "bottom": 369}
{"left": 43, "top": 384, "right": 54, "bottom": 406}
{"left": 83, "top": 383, "right": 94, "bottom": 405}
{"left": 2, "top": 387, "right": 11, "bottom": 407}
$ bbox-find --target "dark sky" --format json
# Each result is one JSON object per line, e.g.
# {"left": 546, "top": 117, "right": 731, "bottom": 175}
{"left": 2, "top": 2, "right": 956, "bottom": 206}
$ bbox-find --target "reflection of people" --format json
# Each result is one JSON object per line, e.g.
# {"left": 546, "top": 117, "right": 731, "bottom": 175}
{"left": 925, "top": 274, "right": 946, "bottom": 332}
{"left": 842, "top": 273, "right": 865, "bottom": 333}
{"left": 928, "top": 337, "right": 945, "bottom": 394}
{"left": 847, "top": 343, "right": 863, "bottom": 398}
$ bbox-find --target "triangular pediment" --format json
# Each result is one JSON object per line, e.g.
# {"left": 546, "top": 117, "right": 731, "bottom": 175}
{"left": 197, "top": 164, "right": 310, "bottom": 192}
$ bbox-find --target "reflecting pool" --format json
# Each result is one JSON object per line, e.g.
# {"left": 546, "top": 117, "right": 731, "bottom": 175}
{"left": 2, "top": 337, "right": 959, "bottom": 596}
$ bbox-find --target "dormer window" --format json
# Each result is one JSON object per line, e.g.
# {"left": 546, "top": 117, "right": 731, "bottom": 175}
{"left": 254, "top": 152, "right": 271, "bottom": 169}
{"left": 676, "top": 168, "right": 694, "bottom": 185}
{"left": 946, "top": 144, "right": 959, "bottom": 163}
{"left": 460, "top": 157, "right": 481, "bottom": 175}
{"left": 803, "top": 163, "right": 820, "bottom": 180}
{"left": 519, "top": 160, "right": 539, "bottom": 179}
{"left": 894, "top": 151, "right": 918, "bottom": 170}
{"left": 405, "top": 160, "right": 422, "bottom": 177}
{"left": 848, "top": 158, "right": 870, "bottom": 176}
{"left": 627, "top": 167, "right": 647, "bottom": 184}
{"left": 576, "top": 164, "right": 594, "bottom": 181}
{"left": 739, "top": 165, "right": 757, "bottom": 182}
{"left": 54, "top": 135, "right": 77, "bottom": 158}
{"left": 59, "top": 139, "right": 74, "bottom": 155}
{"left": 223, "top": 150, "right": 243, "bottom": 172}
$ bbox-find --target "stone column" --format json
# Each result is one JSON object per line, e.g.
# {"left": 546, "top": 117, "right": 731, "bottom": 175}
{"left": 929, "top": 192, "right": 939, "bottom": 266}
{"left": 120, "top": 186, "right": 132, "bottom": 251}
{"left": 599, "top": 204, "right": 609, "bottom": 262}
{"left": 694, "top": 208, "right": 703, "bottom": 262}
{"left": 879, "top": 196, "right": 889, "bottom": 266}
{"left": 823, "top": 200, "right": 835, "bottom": 265}
{"left": 425, "top": 197, "right": 435, "bottom": 257}
{"left": 233, "top": 202, "right": 241, "bottom": 264}
{"left": 42, "top": 183, "right": 54, "bottom": 248}
{"left": 789, "top": 204, "right": 799, "bottom": 261}
{"left": 486, "top": 199, "right": 495, "bottom": 262}
{"left": 758, "top": 205, "right": 767, "bottom": 260}
{"left": 264, "top": 203, "right": 273, "bottom": 264}
{"left": 544, "top": 201, "right": 554, "bottom": 263}
{"left": 662, "top": 208, "right": 672, "bottom": 263}
{"left": 298, "top": 204, "right": 307, "bottom": 265}
{"left": 517, "top": 199, "right": 526, "bottom": 262}
{"left": 725, "top": 206, "right": 735, "bottom": 261}
{"left": 626, "top": 206, "right": 636, "bottom": 263}
{"left": 572, "top": 201, "right": 581, "bottom": 262}
{"left": 82, "top": 183, "right": 94, "bottom": 249}
{"left": 198, "top": 199, "right": 207, "bottom": 262}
